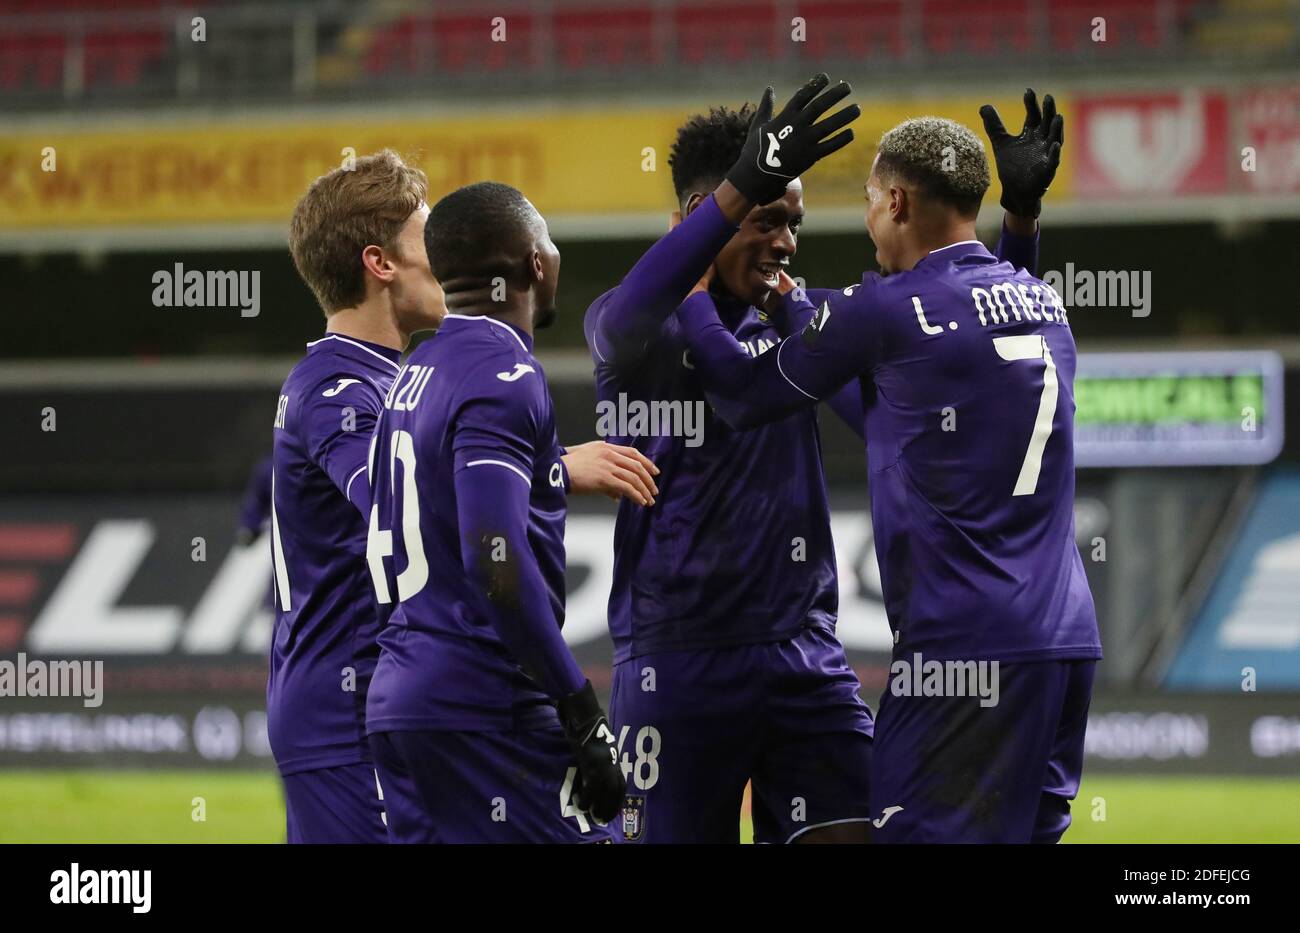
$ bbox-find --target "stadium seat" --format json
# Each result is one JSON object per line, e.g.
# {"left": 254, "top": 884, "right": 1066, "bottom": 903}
{"left": 922, "top": 0, "right": 1032, "bottom": 58}
{"left": 555, "top": 8, "right": 658, "bottom": 71}
{"left": 674, "top": 2, "right": 779, "bottom": 66}
{"left": 1048, "top": 0, "right": 1183, "bottom": 54}
{"left": 797, "top": 1, "right": 906, "bottom": 62}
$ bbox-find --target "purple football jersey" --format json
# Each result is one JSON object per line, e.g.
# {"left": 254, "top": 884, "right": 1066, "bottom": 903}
{"left": 584, "top": 197, "right": 1044, "bottom": 664}
{"left": 268, "top": 334, "right": 401, "bottom": 775}
{"left": 685, "top": 240, "right": 1101, "bottom": 663}
{"left": 365, "top": 314, "right": 572, "bottom": 733}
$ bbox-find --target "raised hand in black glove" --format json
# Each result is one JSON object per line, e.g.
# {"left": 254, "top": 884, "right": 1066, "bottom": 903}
{"left": 727, "top": 73, "right": 860, "bottom": 207}
{"left": 979, "top": 88, "right": 1063, "bottom": 220}
{"left": 556, "top": 680, "right": 623, "bottom": 825}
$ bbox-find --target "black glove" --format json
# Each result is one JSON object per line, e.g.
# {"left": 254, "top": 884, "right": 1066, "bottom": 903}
{"left": 727, "top": 73, "right": 860, "bottom": 207}
{"left": 979, "top": 88, "right": 1063, "bottom": 219}
{"left": 556, "top": 680, "right": 623, "bottom": 825}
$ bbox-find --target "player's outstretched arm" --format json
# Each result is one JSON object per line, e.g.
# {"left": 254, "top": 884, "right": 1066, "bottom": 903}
{"left": 995, "top": 216, "right": 1040, "bottom": 275}
{"left": 588, "top": 191, "right": 741, "bottom": 374}
{"left": 982, "top": 88, "right": 1063, "bottom": 234}
{"left": 982, "top": 89, "right": 1064, "bottom": 274}
{"left": 679, "top": 285, "right": 874, "bottom": 430}
{"left": 561, "top": 441, "right": 659, "bottom": 506}
{"left": 759, "top": 272, "right": 867, "bottom": 438}
{"left": 589, "top": 74, "right": 860, "bottom": 374}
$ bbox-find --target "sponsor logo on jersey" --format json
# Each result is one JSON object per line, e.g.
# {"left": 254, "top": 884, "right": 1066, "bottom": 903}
{"left": 497, "top": 363, "right": 536, "bottom": 382}
{"left": 872, "top": 805, "right": 904, "bottom": 828}
{"left": 322, "top": 378, "right": 361, "bottom": 397}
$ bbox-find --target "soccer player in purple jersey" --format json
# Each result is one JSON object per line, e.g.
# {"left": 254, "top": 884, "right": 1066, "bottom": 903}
{"left": 585, "top": 77, "right": 1046, "bottom": 844}
{"left": 273, "top": 150, "right": 443, "bottom": 844}
{"left": 676, "top": 101, "right": 1101, "bottom": 843}
{"left": 365, "top": 182, "right": 631, "bottom": 843}
{"left": 274, "top": 154, "right": 657, "bottom": 845}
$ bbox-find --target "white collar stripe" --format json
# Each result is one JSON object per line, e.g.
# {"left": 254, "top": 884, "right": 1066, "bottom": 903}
{"left": 443, "top": 313, "right": 530, "bottom": 353}
{"left": 306, "top": 335, "right": 400, "bottom": 371}
{"left": 927, "top": 239, "right": 984, "bottom": 256}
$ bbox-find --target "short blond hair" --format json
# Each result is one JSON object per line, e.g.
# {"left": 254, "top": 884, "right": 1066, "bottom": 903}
{"left": 288, "top": 149, "right": 428, "bottom": 315}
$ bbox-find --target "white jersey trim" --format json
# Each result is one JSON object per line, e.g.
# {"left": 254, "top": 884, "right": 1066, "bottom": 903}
{"left": 343, "top": 464, "right": 367, "bottom": 502}
{"left": 785, "top": 817, "right": 874, "bottom": 844}
{"left": 927, "top": 239, "right": 983, "bottom": 256}
{"left": 465, "top": 458, "right": 532, "bottom": 486}
{"left": 775, "top": 340, "right": 819, "bottom": 400}
{"left": 443, "top": 313, "right": 530, "bottom": 354}
{"left": 306, "top": 334, "right": 400, "bottom": 371}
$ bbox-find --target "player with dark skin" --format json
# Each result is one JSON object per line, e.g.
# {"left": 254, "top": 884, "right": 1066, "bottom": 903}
{"left": 436, "top": 198, "right": 561, "bottom": 333}
{"left": 437, "top": 195, "right": 662, "bottom": 506}
{"left": 681, "top": 91, "right": 1056, "bottom": 310}
{"left": 674, "top": 92, "right": 1060, "bottom": 843}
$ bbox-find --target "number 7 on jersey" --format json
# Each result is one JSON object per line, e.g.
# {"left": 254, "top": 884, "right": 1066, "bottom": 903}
{"left": 993, "top": 335, "right": 1057, "bottom": 497}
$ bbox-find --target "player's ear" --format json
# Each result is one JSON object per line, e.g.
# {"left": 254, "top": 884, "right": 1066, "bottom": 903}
{"left": 361, "top": 244, "right": 393, "bottom": 282}
{"left": 890, "top": 184, "right": 907, "bottom": 224}
{"left": 529, "top": 248, "right": 545, "bottom": 284}
{"left": 683, "top": 192, "right": 706, "bottom": 217}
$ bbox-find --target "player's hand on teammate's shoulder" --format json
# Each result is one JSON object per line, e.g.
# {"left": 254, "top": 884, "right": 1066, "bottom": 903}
{"left": 725, "top": 73, "right": 861, "bottom": 208}
{"left": 562, "top": 441, "right": 659, "bottom": 506}
{"left": 556, "top": 681, "right": 624, "bottom": 825}
{"left": 980, "top": 88, "right": 1064, "bottom": 221}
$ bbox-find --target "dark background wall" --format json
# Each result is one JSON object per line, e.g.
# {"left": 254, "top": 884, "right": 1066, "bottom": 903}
{"left": 3, "top": 220, "right": 1298, "bottom": 361}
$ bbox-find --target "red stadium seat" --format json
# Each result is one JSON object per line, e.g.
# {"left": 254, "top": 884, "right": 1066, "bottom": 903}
{"left": 367, "top": 14, "right": 442, "bottom": 75}
{"left": 555, "top": 8, "right": 658, "bottom": 71}
{"left": 674, "top": 2, "right": 779, "bottom": 66}
{"left": 83, "top": 29, "right": 166, "bottom": 88}
{"left": 430, "top": 12, "right": 538, "bottom": 74}
{"left": 797, "top": 1, "right": 906, "bottom": 62}
{"left": 922, "top": 0, "right": 1032, "bottom": 58}
{"left": 1048, "top": 0, "right": 1181, "bottom": 53}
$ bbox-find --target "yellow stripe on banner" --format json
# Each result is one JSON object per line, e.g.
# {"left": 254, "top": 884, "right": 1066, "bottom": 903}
{"left": 0, "top": 96, "right": 1072, "bottom": 229}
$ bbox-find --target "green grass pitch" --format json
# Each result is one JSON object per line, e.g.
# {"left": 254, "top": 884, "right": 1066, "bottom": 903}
{"left": 1, "top": 770, "right": 1297, "bottom": 843}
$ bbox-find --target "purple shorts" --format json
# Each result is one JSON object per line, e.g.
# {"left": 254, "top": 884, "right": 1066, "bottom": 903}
{"left": 608, "top": 625, "right": 874, "bottom": 844}
{"left": 370, "top": 726, "right": 605, "bottom": 844}
{"left": 868, "top": 657, "right": 1097, "bottom": 843}
{"left": 282, "top": 763, "right": 388, "bottom": 844}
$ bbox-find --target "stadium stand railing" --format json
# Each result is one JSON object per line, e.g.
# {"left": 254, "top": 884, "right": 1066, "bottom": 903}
{"left": 0, "top": 0, "right": 1295, "bottom": 109}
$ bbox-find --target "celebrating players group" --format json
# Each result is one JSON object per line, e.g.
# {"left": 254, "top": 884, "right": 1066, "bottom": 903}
{"left": 268, "top": 73, "right": 1099, "bottom": 844}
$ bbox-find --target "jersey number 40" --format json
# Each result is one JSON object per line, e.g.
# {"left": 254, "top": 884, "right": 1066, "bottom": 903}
{"left": 367, "top": 429, "right": 429, "bottom": 603}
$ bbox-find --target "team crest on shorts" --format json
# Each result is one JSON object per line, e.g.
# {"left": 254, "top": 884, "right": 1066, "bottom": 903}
{"left": 621, "top": 795, "right": 646, "bottom": 841}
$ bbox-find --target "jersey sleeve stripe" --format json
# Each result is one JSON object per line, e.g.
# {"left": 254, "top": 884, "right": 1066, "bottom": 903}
{"left": 776, "top": 340, "right": 820, "bottom": 400}
{"left": 464, "top": 458, "right": 532, "bottom": 486}
{"left": 344, "top": 464, "right": 367, "bottom": 501}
